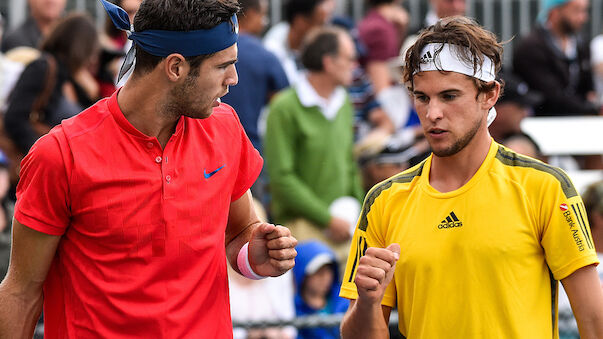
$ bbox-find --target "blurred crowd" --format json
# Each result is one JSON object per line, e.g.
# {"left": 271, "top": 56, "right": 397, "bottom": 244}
{"left": 0, "top": 0, "right": 602, "bottom": 338}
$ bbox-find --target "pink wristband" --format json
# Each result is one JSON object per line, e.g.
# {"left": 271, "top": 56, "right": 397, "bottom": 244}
{"left": 237, "top": 242, "right": 266, "bottom": 280}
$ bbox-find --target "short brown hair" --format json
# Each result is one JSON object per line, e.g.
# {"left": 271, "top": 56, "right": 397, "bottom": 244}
{"left": 403, "top": 16, "right": 504, "bottom": 96}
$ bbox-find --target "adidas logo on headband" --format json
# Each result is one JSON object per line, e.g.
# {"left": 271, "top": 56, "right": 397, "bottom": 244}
{"left": 420, "top": 51, "right": 433, "bottom": 64}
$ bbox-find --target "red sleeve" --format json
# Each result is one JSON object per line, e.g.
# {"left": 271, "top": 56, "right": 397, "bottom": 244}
{"left": 14, "top": 129, "right": 71, "bottom": 235}
{"left": 228, "top": 106, "right": 263, "bottom": 201}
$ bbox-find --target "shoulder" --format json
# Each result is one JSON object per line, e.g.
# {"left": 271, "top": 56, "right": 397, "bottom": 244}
{"left": 269, "top": 87, "right": 298, "bottom": 108}
{"left": 368, "top": 160, "right": 426, "bottom": 200}
{"left": 59, "top": 97, "right": 113, "bottom": 140}
{"left": 492, "top": 145, "right": 578, "bottom": 200}
{"left": 357, "top": 161, "right": 427, "bottom": 232}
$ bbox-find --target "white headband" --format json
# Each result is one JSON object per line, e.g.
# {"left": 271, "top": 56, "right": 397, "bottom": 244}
{"left": 414, "top": 43, "right": 498, "bottom": 126}
{"left": 415, "top": 43, "right": 496, "bottom": 82}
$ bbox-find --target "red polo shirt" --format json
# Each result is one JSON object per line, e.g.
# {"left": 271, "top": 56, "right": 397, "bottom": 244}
{"left": 15, "top": 91, "right": 263, "bottom": 338}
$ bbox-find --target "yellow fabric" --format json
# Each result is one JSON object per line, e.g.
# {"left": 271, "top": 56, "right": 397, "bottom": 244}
{"left": 340, "top": 141, "right": 599, "bottom": 339}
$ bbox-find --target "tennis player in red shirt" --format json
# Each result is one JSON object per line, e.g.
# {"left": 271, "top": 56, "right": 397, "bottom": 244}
{"left": 0, "top": 0, "right": 297, "bottom": 338}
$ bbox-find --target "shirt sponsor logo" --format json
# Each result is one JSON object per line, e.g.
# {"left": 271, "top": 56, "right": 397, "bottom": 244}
{"left": 563, "top": 209, "right": 584, "bottom": 251}
{"left": 203, "top": 165, "right": 225, "bottom": 179}
{"left": 559, "top": 203, "right": 568, "bottom": 211}
{"left": 438, "top": 211, "right": 463, "bottom": 229}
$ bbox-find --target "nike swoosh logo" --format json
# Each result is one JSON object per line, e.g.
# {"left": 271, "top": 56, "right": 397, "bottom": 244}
{"left": 204, "top": 165, "right": 225, "bottom": 179}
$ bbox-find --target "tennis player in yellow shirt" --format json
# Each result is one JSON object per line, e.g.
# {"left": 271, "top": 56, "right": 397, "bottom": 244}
{"left": 340, "top": 16, "right": 603, "bottom": 339}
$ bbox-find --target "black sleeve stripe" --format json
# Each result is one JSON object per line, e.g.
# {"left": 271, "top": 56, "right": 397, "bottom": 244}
{"left": 572, "top": 204, "right": 594, "bottom": 250}
{"left": 358, "top": 161, "right": 425, "bottom": 232}
{"left": 495, "top": 146, "right": 577, "bottom": 199}
{"left": 577, "top": 203, "right": 594, "bottom": 249}
{"left": 348, "top": 236, "right": 363, "bottom": 283}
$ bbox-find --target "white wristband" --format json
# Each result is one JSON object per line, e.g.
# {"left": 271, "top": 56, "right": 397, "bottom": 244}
{"left": 237, "top": 242, "right": 267, "bottom": 280}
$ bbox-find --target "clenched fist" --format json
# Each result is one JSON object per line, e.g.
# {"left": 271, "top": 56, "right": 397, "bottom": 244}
{"left": 354, "top": 243, "right": 400, "bottom": 304}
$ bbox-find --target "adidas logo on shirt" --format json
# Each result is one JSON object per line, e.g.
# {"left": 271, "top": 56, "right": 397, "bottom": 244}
{"left": 437, "top": 211, "right": 463, "bottom": 229}
{"left": 420, "top": 51, "right": 433, "bottom": 64}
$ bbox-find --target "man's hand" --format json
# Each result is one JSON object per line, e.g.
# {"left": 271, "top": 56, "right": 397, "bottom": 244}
{"left": 355, "top": 244, "right": 400, "bottom": 304}
{"left": 248, "top": 223, "right": 297, "bottom": 277}
{"left": 326, "top": 216, "right": 351, "bottom": 243}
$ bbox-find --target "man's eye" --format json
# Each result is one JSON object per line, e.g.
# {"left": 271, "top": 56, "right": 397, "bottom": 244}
{"left": 415, "top": 95, "right": 428, "bottom": 103}
{"left": 442, "top": 94, "right": 456, "bottom": 100}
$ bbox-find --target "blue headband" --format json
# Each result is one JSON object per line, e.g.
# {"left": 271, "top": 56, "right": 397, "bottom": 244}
{"left": 99, "top": 0, "right": 239, "bottom": 81}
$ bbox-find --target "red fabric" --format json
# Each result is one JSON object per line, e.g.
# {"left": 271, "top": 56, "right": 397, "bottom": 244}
{"left": 358, "top": 10, "right": 401, "bottom": 64}
{"left": 15, "top": 91, "right": 263, "bottom": 338}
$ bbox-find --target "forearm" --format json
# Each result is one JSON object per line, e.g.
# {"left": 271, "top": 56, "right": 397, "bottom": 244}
{"left": 225, "top": 220, "right": 262, "bottom": 274}
{"left": 0, "top": 280, "right": 43, "bottom": 339}
{"left": 341, "top": 300, "right": 389, "bottom": 339}
{"left": 576, "top": 313, "right": 603, "bottom": 339}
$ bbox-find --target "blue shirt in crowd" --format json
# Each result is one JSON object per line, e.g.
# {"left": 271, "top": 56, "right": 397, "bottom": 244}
{"left": 222, "top": 33, "right": 289, "bottom": 151}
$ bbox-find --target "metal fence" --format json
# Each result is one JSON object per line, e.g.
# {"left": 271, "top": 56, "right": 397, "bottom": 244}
{"left": 1, "top": 0, "right": 602, "bottom": 66}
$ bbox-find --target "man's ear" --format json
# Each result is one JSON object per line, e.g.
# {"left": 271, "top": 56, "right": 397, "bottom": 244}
{"left": 163, "top": 53, "right": 189, "bottom": 82}
{"left": 482, "top": 80, "right": 501, "bottom": 110}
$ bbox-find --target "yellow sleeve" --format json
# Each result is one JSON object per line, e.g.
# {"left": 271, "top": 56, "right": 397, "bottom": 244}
{"left": 340, "top": 187, "right": 397, "bottom": 308}
{"left": 539, "top": 174, "right": 599, "bottom": 280}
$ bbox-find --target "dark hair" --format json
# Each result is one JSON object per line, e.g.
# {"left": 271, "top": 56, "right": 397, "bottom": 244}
{"left": 583, "top": 181, "right": 603, "bottom": 223}
{"left": 367, "top": 0, "right": 396, "bottom": 7}
{"left": 239, "top": 0, "right": 262, "bottom": 15}
{"left": 285, "top": 0, "right": 325, "bottom": 23}
{"left": 41, "top": 13, "right": 99, "bottom": 75}
{"left": 132, "top": 0, "right": 240, "bottom": 76}
{"left": 501, "top": 132, "right": 542, "bottom": 156}
{"left": 300, "top": 26, "right": 345, "bottom": 72}
{"left": 403, "top": 16, "right": 504, "bottom": 97}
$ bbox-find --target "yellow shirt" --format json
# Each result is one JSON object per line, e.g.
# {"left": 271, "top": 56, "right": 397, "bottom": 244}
{"left": 340, "top": 141, "right": 599, "bottom": 338}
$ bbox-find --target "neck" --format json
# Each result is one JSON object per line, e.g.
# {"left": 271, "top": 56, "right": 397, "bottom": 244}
{"left": 429, "top": 127, "right": 493, "bottom": 193}
{"left": 117, "top": 75, "right": 179, "bottom": 148}
{"left": 32, "top": 15, "right": 56, "bottom": 36}
{"left": 307, "top": 72, "right": 337, "bottom": 99}
{"left": 288, "top": 25, "right": 304, "bottom": 51}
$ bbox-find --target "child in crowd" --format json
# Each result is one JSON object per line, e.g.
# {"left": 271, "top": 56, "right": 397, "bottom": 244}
{"left": 293, "top": 241, "right": 350, "bottom": 339}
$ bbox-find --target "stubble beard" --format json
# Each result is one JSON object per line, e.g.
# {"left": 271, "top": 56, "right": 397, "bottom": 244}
{"left": 431, "top": 115, "right": 483, "bottom": 157}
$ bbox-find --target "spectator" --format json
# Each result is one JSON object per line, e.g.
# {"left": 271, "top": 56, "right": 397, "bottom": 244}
{"left": 4, "top": 12, "right": 100, "bottom": 155}
{"left": 293, "top": 241, "right": 349, "bottom": 339}
{"left": 0, "top": 0, "right": 297, "bottom": 337}
{"left": 264, "top": 27, "right": 364, "bottom": 260}
{"left": 502, "top": 132, "right": 545, "bottom": 161}
{"left": 591, "top": 31, "right": 603, "bottom": 105}
{"left": 357, "top": 0, "right": 408, "bottom": 94}
{"left": 222, "top": 0, "right": 289, "bottom": 153}
{"left": 489, "top": 72, "right": 543, "bottom": 143}
{"left": 263, "top": 0, "right": 335, "bottom": 85}
{"left": 1, "top": 0, "right": 66, "bottom": 53}
{"left": 513, "top": 0, "right": 600, "bottom": 116}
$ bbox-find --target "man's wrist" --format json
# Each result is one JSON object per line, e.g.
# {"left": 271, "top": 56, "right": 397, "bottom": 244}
{"left": 236, "top": 242, "right": 267, "bottom": 280}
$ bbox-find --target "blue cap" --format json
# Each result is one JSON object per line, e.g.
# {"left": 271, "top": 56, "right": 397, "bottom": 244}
{"left": 538, "top": 0, "right": 571, "bottom": 23}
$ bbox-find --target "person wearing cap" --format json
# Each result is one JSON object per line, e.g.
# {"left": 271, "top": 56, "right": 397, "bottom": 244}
{"left": 489, "top": 72, "right": 544, "bottom": 143}
{"left": 513, "top": 0, "right": 600, "bottom": 117}
{"left": 0, "top": 0, "right": 297, "bottom": 337}
{"left": 340, "top": 16, "right": 603, "bottom": 339}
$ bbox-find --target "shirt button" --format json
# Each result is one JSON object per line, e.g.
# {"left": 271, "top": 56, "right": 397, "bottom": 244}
{"left": 146, "top": 142, "right": 154, "bottom": 149}
{"left": 166, "top": 175, "right": 171, "bottom": 183}
{"left": 155, "top": 156, "right": 162, "bottom": 163}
